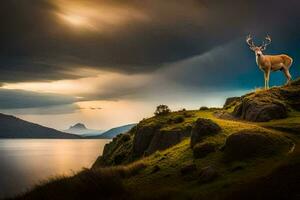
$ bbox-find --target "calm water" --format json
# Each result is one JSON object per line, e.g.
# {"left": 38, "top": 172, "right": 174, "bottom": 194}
{"left": 0, "top": 139, "right": 110, "bottom": 199}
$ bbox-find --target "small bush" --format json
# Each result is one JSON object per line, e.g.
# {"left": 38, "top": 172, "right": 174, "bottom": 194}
{"left": 173, "top": 116, "right": 184, "bottom": 123}
{"left": 199, "top": 106, "right": 209, "bottom": 111}
{"left": 154, "top": 105, "right": 171, "bottom": 116}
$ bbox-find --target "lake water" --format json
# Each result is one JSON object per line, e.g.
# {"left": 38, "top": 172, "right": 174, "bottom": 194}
{"left": 0, "top": 139, "right": 110, "bottom": 199}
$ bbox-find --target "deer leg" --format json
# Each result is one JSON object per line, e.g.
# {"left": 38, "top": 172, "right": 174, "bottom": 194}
{"left": 283, "top": 68, "right": 292, "bottom": 85}
{"left": 266, "top": 70, "right": 270, "bottom": 89}
{"left": 264, "top": 72, "right": 267, "bottom": 90}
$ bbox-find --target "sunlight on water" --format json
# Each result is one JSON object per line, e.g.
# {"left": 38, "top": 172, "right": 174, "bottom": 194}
{"left": 0, "top": 139, "right": 110, "bottom": 198}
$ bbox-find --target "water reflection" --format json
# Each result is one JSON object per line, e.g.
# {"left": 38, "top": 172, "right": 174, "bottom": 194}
{"left": 0, "top": 139, "right": 110, "bottom": 199}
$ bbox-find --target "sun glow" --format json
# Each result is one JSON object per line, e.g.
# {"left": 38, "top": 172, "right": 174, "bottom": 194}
{"left": 59, "top": 14, "right": 87, "bottom": 26}
{"left": 53, "top": 0, "right": 149, "bottom": 32}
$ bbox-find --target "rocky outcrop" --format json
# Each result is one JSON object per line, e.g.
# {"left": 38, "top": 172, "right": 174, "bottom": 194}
{"left": 193, "top": 142, "right": 217, "bottom": 158}
{"left": 230, "top": 78, "right": 300, "bottom": 122}
{"left": 133, "top": 125, "right": 191, "bottom": 156}
{"left": 132, "top": 124, "right": 160, "bottom": 157}
{"left": 93, "top": 133, "right": 134, "bottom": 167}
{"left": 190, "top": 118, "right": 221, "bottom": 148}
{"left": 223, "top": 130, "right": 289, "bottom": 161}
{"left": 233, "top": 98, "right": 288, "bottom": 122}
{"left": 95, "top": 112, "right": 194, "bottom": 167}
{"left": 223, "top": 97, "right": 240, "bottom": 108}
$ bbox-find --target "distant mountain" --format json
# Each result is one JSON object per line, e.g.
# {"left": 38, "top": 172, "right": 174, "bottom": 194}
{"left": 88, "top": 123, "right": 137, "bottom": 139}
{"left": 64, "top": 123, "right": 104, "bottom": 136}
{"left": 70, "top": 123, "right": 87, "bottom": 130}
{"left": 0, "top": 113, "right": 80, "bottom": 139}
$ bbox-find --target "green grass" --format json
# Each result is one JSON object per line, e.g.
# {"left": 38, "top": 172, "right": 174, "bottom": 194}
{"left": 13, "top": 107, "right": 300, "bottom": 200}
{"left": 114, "top": 109, "right": 299, "bottom": 199}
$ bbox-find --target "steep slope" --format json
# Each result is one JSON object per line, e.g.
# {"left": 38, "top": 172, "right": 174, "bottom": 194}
{"left": 0, "top": 113, "right": 80, "bottom": 139}
{"left": 88, "top": 123, "right": 136, "bottom": 139}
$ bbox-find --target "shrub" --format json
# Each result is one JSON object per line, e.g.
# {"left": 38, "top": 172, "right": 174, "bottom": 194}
{"left": 199, "top": 106, "right": 209, "bottom": 111}
{"left": 173, "top": 116, "right": 184, "bottom": 123}
{"left": 154, "top": 105, "right": 171, "bottom": 116}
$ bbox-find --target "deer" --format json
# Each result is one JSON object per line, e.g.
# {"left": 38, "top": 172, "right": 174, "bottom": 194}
{"left": 246, "top": 35, "right": 293, "bottom": 89}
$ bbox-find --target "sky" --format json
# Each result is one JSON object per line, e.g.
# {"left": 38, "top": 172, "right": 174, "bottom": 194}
{"left": 0, "top": 0, "right": 299, "bottom": 130}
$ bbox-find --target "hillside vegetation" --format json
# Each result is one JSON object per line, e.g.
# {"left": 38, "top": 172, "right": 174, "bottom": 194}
{"left": 12, "top": 78, "right": 300, "bottom": 200}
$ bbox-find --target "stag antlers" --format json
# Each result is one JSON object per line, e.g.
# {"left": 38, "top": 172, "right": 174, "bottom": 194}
{"left": 246, "top": 34, "right": 272, "bottom": 50}
{"left": 246, "top": 34, "right": 255, "bottom": 49}
{"left": 260, "top": 35, "right": 271, "bottom": 51}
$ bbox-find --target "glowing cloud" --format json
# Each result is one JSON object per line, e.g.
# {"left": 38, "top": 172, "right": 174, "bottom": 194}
{"left": 53, "top": 0, "right": 149, "bottom": 32}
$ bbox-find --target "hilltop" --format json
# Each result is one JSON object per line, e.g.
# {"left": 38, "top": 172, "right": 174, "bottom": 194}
{"left": 0, "top": 113, "right": 80, "bottom": 139}
{"left": 13, "top": 78, "right": 300, "bottom": 200}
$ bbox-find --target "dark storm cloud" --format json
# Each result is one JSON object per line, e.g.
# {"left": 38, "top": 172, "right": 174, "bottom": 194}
{"left": 0, "top": 0, "right": 300, "bottom": 83}
{"left": 0, "top": 89, "right": 76, "bottom": 109}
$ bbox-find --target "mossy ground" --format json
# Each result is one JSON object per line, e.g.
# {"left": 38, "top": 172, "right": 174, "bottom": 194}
{"left": 122, "top": 110, "right": 297, "bottom": 199}
{"left": 13, "top": 108, "right": 300, "bottom": 200}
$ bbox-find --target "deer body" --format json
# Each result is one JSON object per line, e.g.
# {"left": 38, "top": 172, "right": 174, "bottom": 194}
{"left": 246, "top": 35, "right": 293, "bottom": 89}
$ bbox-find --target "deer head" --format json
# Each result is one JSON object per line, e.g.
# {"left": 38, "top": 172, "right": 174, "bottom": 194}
{"left": 246, "top": 34, "right": 272, "bottom": 57}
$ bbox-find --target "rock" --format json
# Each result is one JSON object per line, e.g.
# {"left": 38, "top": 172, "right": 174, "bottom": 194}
{"left": 279, "top": 87, "right": 300, "bottom": 111}
{"left": 193, "top": 142, "right": 216, "bottom": 158}
{"left": 146, "top": 128, "right": 191, "bottom": 155}
{"left": 133, "top": 124, "right": 160, "bottom": 157}
{"left": 223, "top": 97, "right": 241, "bottom": 108}
{"left": 180, "top": 163, "right": 197, "bottom": 175}
{"left": 190, "top": 118, "right": 221, "bottom": 148}
{"left": 133, "top": 124, "right": 191, "bottom": 156}
{"left": 233, "top": 97, "right": 288, "bottom": 122}
{"left": 227, "top": 79, "right": 300, "bottom": 121}
{"left": 92, "top": 129, "right": 136, "bottom": 167}
{"left": 198, "top": 166, "right": 219, "bottom": 184}
{"left": 213, "top": 110, "right": 235, "bottom": 120}
{"left": 151, "top": 165, "right": 161, "bottom": 174}
{"left": 223, "top": 130, "right": 288, "bottom": 161}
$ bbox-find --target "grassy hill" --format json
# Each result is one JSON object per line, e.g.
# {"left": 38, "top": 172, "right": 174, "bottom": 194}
{"left": 12, "top": 79, "right": 300, "bottom": 200}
